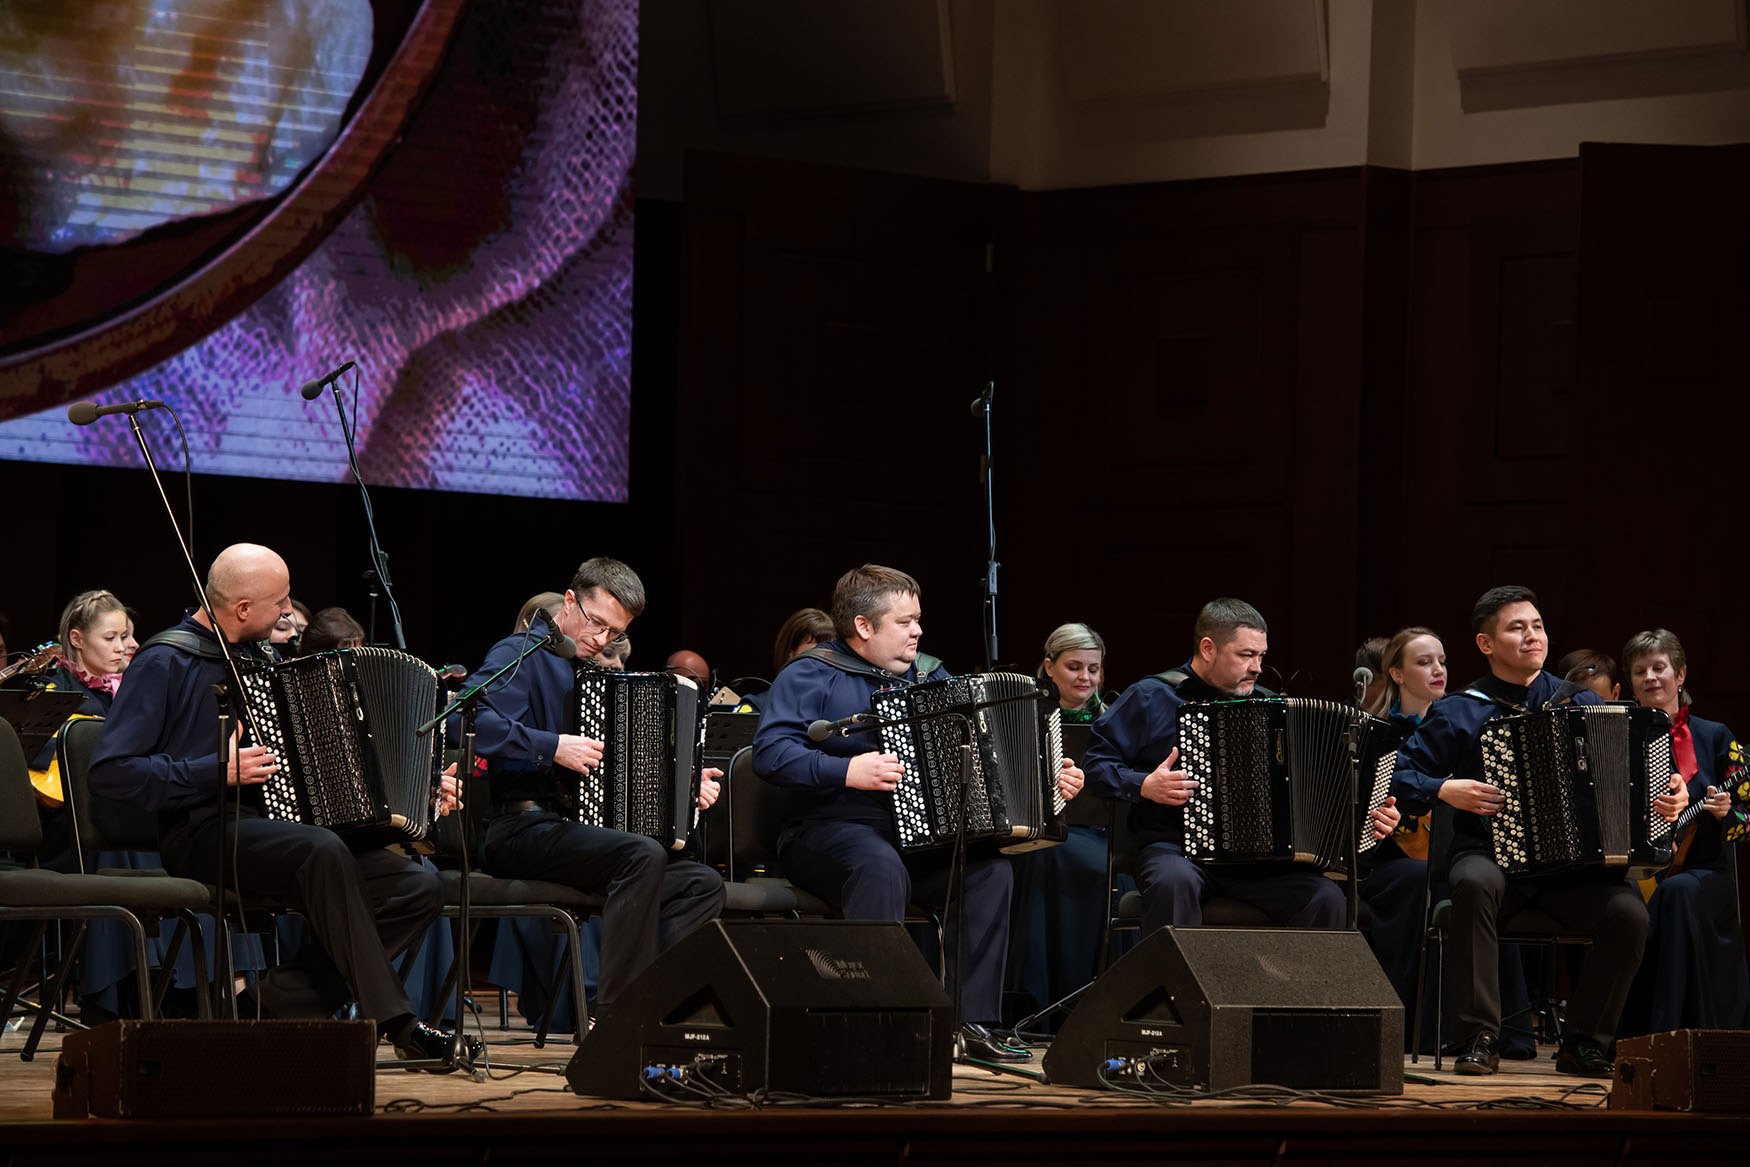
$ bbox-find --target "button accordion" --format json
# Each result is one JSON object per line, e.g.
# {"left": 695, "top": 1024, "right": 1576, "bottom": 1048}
{"left": 1478, "top": 704, "right": 1674, "bottom": 876}
{"left": 571, "top": 666, "right": 705, "bottom": 851}
{"left": 1176, "top": 697, "right": 1403, "bottom": 873}
{"left": 872, "top": 671, "right": 1069, "bottom": 854}
{"left": 239, "top": 647, "right": 443, "bottom": 851}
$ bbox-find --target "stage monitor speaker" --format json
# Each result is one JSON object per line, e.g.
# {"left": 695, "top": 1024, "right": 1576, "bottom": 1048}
{"left": 1043, "top": 926, "right": 1403, "bottom": 1095}
{"left": 1611, "top": 1029, "right": 1750, "bottom": 1111}
{"left": 566, "top": 919, "right": 955, "bottom": 1101}
{"left": 53, "top": 1019, "right": 377, "bottom": 1119}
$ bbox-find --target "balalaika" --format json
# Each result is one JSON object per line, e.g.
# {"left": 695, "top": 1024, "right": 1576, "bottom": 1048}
{"left": 239, "top": 647, "right": 442, "bottom": 851}
{"left": 872, "top": 672, "right": 1068, "bottom": 854}
{"left": 571, "top": 666, "right": 705, "bottom": 851}
{"left": 1176, "top": 698, "right": 1405, "bottom": 874}
{"left": 1479, "top": 704, "right": 1674, "bottom": 876}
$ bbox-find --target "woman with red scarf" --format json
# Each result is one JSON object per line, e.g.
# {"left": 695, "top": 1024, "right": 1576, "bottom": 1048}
{"left": 1619, "top": 628, "right": 1750, "bottom": 1036}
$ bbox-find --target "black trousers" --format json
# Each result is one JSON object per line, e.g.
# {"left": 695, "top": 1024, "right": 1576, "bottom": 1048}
{"left": 777, "top": 816, "right": 1013, "bottom": 1024}
{"left": 1448, "top": 850, "right": 1648, "bottom": 1047}
{"left": 1134, "top": 843, "right": 1346, "bottom": 936}
{"left": 162, "top": 813, "right": 441, "bottom": 1028}
{"left": 479, "top": 810, "right": 724, "bottom": 1009}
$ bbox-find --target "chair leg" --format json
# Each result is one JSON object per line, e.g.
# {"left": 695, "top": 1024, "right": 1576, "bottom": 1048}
{"left": 1434, "top": 931, "right": 1445, "bottom": 1073}
{"left": 554, "top": 912, "right": 589, "bottom": 1038}
{"left": 176, "top": 912, "right": 212, "bottom": 1021}
{"left": 1, "top": 921, "right": 50, "bottom": 1035}
{"left": 1411, "top": 925, "right": 1430, "bottom": 1066}
{"left": 23, "top": 921, "right": 90, "bottom": 1061}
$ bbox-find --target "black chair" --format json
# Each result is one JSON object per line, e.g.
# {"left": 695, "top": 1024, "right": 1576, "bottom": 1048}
{"left": 54, "top": 716, "right": 214, "bottom": 1019}
{"left": 423, "top": 776, "right": 602, "bottom": 1045}
{"left": 715, "top": 747, "right": 948, "bottom": 974}
{"left": 0, "top": 719, "right": 211, "bottom": 1061}
{"left": 1410, "top": 804, "right": 1594, "bottom": 1068}
{"left": 1100, "top": 799, "right": 1273, "bottom": 969}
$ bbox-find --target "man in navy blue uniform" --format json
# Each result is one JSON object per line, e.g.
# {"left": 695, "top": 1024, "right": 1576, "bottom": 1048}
{"left": 752, "top": 564, "right": 1083, "bottom": 1063}
{"left": 89, "top": 543, "right": 470, "bottom": 1064}
{"left": 1392, "top": 585, "right": 1685, "bottom": 1077}
{"left": 466, "top": 557, "right": 724, "bottom": 1023}
{"left": 1084, "top": 598, "right": 1397, "bottom": 939}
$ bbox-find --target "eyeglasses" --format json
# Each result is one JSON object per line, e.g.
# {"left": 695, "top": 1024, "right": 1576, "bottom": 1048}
{"left": 574, "top": 603, "right": 625, "bottom": 643}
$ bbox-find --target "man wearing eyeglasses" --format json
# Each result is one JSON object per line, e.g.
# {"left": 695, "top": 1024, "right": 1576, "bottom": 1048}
{"left": 464, "top": 557, "right": 725, "bottom": 1025}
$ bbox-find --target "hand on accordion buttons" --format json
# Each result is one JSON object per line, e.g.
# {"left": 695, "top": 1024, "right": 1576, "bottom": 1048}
{"left": 1057, "top": 759, "right": 1085, "bottom": 801}
{"left": 226, "top": 730, "right": 277, "bottom": 787}
{"left": 1369, "top": 795, "right": 1401, "bottom": 840}
{"left": 555, "top": 733, "right": 605, "bottom": 776}
{"left": 434, "top": 765, "right": 462, "bottom": 817}
{"left": 1140, "top": 747, "right": 1196, "bottom": 807}
{"left": 845, "top": 751, "right": 903, "bottom": 793}
{"left": 1438, "top": 778, "right": 1504, "bottom": 816}
{"left": 698, "top": 768, "right": 723, "bottom": 810}
{"left": 1653, "top": 775, "right": 1688, "bottom": 823}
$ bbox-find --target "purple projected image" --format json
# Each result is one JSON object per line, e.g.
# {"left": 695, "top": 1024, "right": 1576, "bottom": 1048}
{"left": 0, "top": 0, "right": 637, "bottom": 502}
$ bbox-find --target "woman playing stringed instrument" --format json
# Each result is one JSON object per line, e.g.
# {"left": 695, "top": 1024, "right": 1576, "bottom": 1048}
{"left": 1618, "top": 628, "right": 1750, "bottom": 1036}
{"left": 27, "top": 590, "right": 136, "bottom": 811}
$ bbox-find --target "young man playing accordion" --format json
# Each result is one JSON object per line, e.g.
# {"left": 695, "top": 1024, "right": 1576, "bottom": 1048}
{"left": 464, "top": 557, "right": 725, "bottom": 1026}
{"left": 751, "top": 564, "right": 1085, "bottom": 1064}
{"left": 1391, "top": 585, "right": 1685, "bottom": 1077}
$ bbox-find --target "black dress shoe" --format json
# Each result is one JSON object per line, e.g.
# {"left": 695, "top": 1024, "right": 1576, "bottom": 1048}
{"left": 959, "top": 1023, "right": 1032, "bottom": 1064}
{"left": 1454, "top": 1031, "right": 1499, "bottom": 1076}
{"left": 1555, "top": 1038, "right": 1613, "bottom": 1078}
{"left": 393, "top": 1020, "right": 485, "bottom": 1072}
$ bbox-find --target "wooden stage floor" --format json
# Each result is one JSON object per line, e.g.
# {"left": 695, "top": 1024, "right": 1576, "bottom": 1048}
{"left": 3, "top": 1023, "right": 1747, "bottom": 1165}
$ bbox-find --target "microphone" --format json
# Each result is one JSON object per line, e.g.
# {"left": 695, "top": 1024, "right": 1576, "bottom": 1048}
{"left": 67, "top": 399, "right": 166, "bottom": 425}
{"left": 968, "top": 380, "right": 993, "bottom": 417}
{"left": 299, "top": 360, "right": 357, "bottom": 400}
{"left": 1352, "top": 666, "right": 1373, "bottom": 706}
{"left": 807, "top": 712, "right": 872, "bottom": 742}
{"left": 539, "top": 609, "right": 576, "bottom": 661}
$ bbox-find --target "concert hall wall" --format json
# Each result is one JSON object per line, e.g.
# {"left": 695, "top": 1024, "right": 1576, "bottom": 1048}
{"left": 674, "top": 146, "right": 1750, "bottom": 741}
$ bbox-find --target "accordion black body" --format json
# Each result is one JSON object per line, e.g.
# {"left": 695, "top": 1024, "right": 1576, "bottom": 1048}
{"left": 571, "top": 667, "right": 704, "bottom": 851}
{"left": 240, "top": 647, "right": 441, "bottom": 851}
{"left": 1176, "top": 698, "right": 1401, "bottom": 874}
{"left": 1479, "top": 704, "right": 1674, "bottom": 876}
{"left": 872, "top": 672, "right": 1068, "bottom": 854}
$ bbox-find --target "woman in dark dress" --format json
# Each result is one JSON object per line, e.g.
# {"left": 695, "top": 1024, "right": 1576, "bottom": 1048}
{"left": 1619, "top": 628, "right": 1750, "bottom": 1036}
{"left": 1005, "top": 623, "right": 1121, "bottom": 1033}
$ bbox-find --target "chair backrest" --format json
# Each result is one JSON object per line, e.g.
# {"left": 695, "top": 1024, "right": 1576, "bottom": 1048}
{"left": 424, "top": 749, "right": 488, "bottom": 866}
{"left": 731, "top": 747, "right": 795, "bottom": 876}
{"left": 694, "top": 748, "right": 739, "bottom": 874}
{"left": 59, "top": 716, "right": 162, "bottom": 864}
{"left": 0, "top": 716, "right": 45, "bottom": 857}
{"left": 1105, "top": 798, "right": 1143, "bottom": 877}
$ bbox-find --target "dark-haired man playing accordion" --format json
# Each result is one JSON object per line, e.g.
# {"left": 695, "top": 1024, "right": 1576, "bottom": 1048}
{"left": 1391, "top": 585, "right": 1684, "bottom": 1078}
{"left": 1085, "top": 598, "right": 1399, "bottom": 939}
{"left": 751, "top": 564, "right": 1085, "bottom": 1064}
{"left": 465, "top": 557, "right": 724, "bottom": 1025}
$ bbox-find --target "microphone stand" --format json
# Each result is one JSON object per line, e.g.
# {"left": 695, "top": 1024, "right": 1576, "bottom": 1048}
{"left": 1344, "top": 716, "right": 1362, "bottom": 931}
{"left": 418, "top": 628, "right": 558, "bottom": 1072}
{"left": 974, "top": 382, "right": 998, "bottom": 671}
{"left": 316, "top": 373, "right": 406, "bottom": 650}
{"left": 121, "top": 408, "right": 265, "bottom": 1018}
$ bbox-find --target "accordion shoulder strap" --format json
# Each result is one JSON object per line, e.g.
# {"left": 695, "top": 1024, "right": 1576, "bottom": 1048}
{"left": 1460, "top": 687, "right": 1525, "bottom": 715}
{"left": 1151, "top": 668, "right": 1190, "bottom": 688}
{"left": 141, "top": 628, "right": 227, "bottom": 662}
{"left": 800, "top": 645, "right": 942, "bottom": 686}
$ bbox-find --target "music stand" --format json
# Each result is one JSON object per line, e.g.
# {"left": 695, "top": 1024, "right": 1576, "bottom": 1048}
{"left": 0, "top": 690, "right": 89, "bottom": 762}
{"left": 701, "top": 711, "right": 759, "bottom": 771}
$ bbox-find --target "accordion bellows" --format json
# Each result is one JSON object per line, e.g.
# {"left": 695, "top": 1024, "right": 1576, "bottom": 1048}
{"left": 873, "top": 672, "right": 1068, "bottom": 854}
{"left": 572, "top": 667, "right": 704, "bottom": 851}
{"left": 1175, "top": 697, "right": 1404, "bottom": 874}
{"left": 240, "top": 647, "right": 442, "bottom": 850}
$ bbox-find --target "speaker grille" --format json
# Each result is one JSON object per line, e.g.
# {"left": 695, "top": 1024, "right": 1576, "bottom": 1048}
{"left": 771, "top": 1010, "right": 936, "bottom": 1096}
{"left": 1249, "top": 1009, "right": 1382, "bottom": 1092}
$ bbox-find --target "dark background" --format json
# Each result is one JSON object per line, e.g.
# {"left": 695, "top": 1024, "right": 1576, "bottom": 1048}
{"left": 2, "top": 144, "right": 1745, "bottom": 724}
